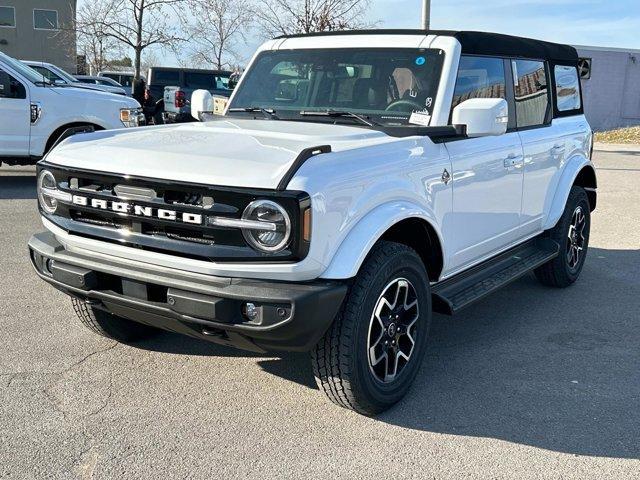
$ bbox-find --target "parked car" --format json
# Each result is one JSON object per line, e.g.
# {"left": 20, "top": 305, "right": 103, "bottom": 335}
{"left": 22, "top": 61, "right": 128, "bottom": 96}
{"left": 74, "top": 75, "right": 130, "bottom": 96}
{"left": 145, "top": 67, "right": 232, "bottom": 124}
{"left": 28, "top": 30, "right": 596, "bottom": 415}
{"left": 97, "top": 71, "right": 144, "bottom": 95}
{"left": 0, "top": 52, "right": 144, "bottom": 166}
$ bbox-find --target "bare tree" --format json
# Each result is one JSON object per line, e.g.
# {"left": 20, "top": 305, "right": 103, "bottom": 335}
{"left": 181, "top": 0, "right": 254, "bottom": 70}
{"left": 254, "top": 0, "right": 372, "bottom": 37}
{"left": 81, "top": 0, "right": 185, "bottom": 80}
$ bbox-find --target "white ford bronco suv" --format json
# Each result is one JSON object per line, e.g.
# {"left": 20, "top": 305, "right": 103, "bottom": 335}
{"left": 0, "top": 52, "right": 144, "bottom": 166}
{"left": 29, "top": 30, "right": 596, "bottom": 415}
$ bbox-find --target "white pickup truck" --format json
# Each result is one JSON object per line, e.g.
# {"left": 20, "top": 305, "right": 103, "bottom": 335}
{"left": 0, "top": 52, "right": 144, "bottom": 166}
{"left": 29, "top": 30, "right": 596, "bottom": 415}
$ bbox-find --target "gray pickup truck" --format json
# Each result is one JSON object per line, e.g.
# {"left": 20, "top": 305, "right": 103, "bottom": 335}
{"left": 161, "top": 69, "right": 233, "bottom": 123}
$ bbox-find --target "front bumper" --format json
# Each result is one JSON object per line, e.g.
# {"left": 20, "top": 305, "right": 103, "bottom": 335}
{"left": 28, "top": 231, "right": 347, "bottom": 353}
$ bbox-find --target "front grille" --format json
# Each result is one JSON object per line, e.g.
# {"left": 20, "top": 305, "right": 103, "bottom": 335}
{"left": 40, "top": 164, "right": 310, "bottom": 262}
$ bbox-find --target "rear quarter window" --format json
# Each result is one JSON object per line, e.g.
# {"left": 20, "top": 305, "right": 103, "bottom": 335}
{"left": 554, "top": 65, "right": 582, "bottom": 113}
{"left": 152, "top": 70, "right": 180, "bottom": 85}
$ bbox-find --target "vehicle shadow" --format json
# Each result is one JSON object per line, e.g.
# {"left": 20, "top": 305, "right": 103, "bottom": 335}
{"left": 133, "top": 328, "right": 317, "bottom": 388}
{"left": 379, "top": 246, "right": 640, "bottom": 459}
{"left": 125, "top": 247, "right": 640, "bottom": 459}
{"left": 0, "top": 170, "right": 37, "bottom": 200}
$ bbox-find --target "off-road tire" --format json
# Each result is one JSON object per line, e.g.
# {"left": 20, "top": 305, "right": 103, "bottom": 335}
{"left": 534, "top": 186, "right": 591, "bottom": 288}
{"left": 71, "top": 298, "right": 157, "bottom": 342}
{"left": 311, "top": 241, "right": 432, "bottom": 416}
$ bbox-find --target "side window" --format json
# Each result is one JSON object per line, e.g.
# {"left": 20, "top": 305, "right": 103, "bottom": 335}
{"left": 0, "top": 69, "right": 26, "bottom": 99}
{"left": 554, "top": 65, "right": 581, "bottom": 113}
{"left": 512, "top": 59, "right": 549, "bottom": 128}
{"left": 153, "top": 70, "right": 180, "bottom": 86}
{"left": 451, "top": 56, "right": 506, "bottom": 111}
{"left": 31, "top": 66, "right": 63, "bottom": 83}
{"left": 185, "top": 72, "right": 215, "bottom": 89}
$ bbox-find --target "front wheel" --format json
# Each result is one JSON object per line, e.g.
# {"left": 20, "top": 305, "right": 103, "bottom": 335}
{"left": 534, "top": 186, "right": 591, "bottom": 287}
{"left": 311, "top": 241, "right": 432, "bottom": 415}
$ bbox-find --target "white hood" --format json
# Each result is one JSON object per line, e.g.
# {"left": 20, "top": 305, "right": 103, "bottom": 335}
{"left": 46, "top": 118, "right": 399, "bottom": 189}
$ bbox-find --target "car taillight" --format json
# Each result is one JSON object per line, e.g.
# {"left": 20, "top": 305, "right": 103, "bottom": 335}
{"left": 175, "top": 90, "right": 186, "bottom": 108}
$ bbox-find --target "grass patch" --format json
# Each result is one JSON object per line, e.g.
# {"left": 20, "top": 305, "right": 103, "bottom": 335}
{"left": 595, "top": 126, "right": 640, "bottom": 144}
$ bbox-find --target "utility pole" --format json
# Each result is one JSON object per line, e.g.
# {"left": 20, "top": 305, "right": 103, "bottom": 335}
{"left": 422, "top": 0, "right": 431, "bottom": 30}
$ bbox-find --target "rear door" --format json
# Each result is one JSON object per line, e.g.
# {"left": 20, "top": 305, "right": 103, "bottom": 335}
{"left": 513, "top": 59, "right": 563, "bottom": 236}
{"left": 0, "top": 68, "right": 30, "bottom": 156}
{"left": 444, "top": 56, "right": 525, "bottom": 272}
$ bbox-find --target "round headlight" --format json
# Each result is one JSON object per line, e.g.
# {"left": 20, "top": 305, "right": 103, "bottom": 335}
{"left": 242, "top": 200, "right": 291, "bottom": 252}
{"left": 37, "top": 170, "right": 58, "bottom": 214}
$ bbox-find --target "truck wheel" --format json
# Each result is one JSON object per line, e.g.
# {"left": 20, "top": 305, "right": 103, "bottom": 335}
{"left": 311, "top": 241, "right": 432, "bottom": 415}
{"left": 534, "top": 186, "right": 591, "bottom": 288}
{"left": 71, "top": 298, "right": 157, "bottom": 343}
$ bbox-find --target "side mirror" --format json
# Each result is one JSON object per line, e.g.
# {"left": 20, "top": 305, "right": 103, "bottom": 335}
{"left": 452, "top": 98, "right": 508, "bottom": 137}
{"left": 191, "top": 89, "right": 213, "bottom": 120}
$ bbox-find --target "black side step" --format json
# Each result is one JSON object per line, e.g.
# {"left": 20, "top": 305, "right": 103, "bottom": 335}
{"left": 431, "top": 237, "right": 559, "bottom": 315}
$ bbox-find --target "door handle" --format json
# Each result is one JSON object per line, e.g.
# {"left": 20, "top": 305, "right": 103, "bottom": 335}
{"left": 504, "top": 154, "right": 523, "bottom": 168}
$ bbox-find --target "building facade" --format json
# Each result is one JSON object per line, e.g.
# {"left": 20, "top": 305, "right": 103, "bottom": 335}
{"left": 576, "top": 45, "right": 640, "bottom": 131}
{"left": 0, "top": 0, "right": 77, "bottom": 73}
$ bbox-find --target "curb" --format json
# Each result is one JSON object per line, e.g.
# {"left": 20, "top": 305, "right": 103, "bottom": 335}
{"left": 594, "top": 143, "right": 640, "bottom": 153}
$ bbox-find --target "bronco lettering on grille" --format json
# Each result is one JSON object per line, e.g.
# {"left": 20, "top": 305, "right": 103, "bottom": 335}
{"left": 72, "top": 195, "right": 203, "bottom": 225}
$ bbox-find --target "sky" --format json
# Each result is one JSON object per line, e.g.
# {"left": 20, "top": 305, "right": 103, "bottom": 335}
{"left": 77, "top": 0, "right": 640, "bottom": 67}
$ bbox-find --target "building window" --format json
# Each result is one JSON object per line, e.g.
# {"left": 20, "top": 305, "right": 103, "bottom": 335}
{"left": 512, "top": 59, "right": 549, "bottom": 128}
{"left": 33, "top": 9, "right": 59, "bottom": 30}
{"left": 554, "top": 65, "right": 582, "bottom": 112}
{"left": 0, "top": 6, "right": 15, "bottom": 28}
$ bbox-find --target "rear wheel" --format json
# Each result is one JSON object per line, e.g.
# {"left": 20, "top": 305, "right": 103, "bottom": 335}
{"left": 534, "top": 186, "right": 591, "bottom": 287}
{"left": 311, "top": 241, "right": 432, "bottom": 415}
{"left": 71, "top": 298, "right": 158, "bottom": 343}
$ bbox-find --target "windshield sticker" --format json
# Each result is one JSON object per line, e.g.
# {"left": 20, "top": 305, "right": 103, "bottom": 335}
{"left": 425, "top": 97, "right": 433, "bottom": 108}
{"left": 415, "top": 56, "right": 426, "bottom": 66}
{"left": 409, "top": 111, "right": 431, "bottom": 127}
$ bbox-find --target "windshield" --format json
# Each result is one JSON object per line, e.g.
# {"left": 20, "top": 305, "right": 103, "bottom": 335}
{"left": 229, "top": 48, "right": 444, "bottom": 127}
{"left": 0, "top": 51, "right": 51, "bottom": 84}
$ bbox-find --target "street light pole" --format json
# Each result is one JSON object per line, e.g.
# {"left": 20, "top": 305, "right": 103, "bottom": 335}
{"left": 422, "top": 0, "right": 431, "bottom": 30}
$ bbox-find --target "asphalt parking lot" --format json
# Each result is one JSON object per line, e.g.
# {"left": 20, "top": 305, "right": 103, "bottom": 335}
{"left": 1, "top": 148, "right": 639, "bottom": 479}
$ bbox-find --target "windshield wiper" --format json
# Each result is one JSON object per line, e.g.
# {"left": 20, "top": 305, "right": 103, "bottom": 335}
{"left": 299, "top": 110, "right": 380, "bottom": 127}
{"left": 228, "top": 107, "right": 279, "bottom": 120}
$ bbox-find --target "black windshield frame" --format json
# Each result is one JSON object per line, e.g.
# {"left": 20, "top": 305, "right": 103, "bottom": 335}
{"left": 228, "top": 48, "right": 445, "bottom": 129}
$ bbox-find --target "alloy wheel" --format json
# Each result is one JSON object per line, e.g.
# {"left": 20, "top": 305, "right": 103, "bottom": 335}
{"left": 567, "top": 206, "right": 587, "bottom": 269}
{"left": 367, "top": 278, "right": 420, "bottom": 383}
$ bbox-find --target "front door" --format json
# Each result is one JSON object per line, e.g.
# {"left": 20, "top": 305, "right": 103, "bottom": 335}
{"left": 442, "top": 56, "right": 524, "bottom": 273}
{"left": 0, "top": 68, "right": 30, "bottom": 156}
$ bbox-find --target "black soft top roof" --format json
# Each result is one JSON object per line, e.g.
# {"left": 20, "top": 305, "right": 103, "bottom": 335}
{"left": 275, "top": 29, "right": 578, "bottom": 63}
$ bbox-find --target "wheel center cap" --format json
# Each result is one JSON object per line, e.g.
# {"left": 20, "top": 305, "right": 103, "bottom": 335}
{"left": 387, "top": 323, "right": 397, "bottom": 337}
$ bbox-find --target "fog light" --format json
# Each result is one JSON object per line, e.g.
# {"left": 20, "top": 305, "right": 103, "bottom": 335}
{"left": 243, "top": 302, "right": 258, "bottom": 321}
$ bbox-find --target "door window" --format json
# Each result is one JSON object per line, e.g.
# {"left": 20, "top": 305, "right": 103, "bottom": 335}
{"left": 512, "top": 60, "right": 549, "bottom": 128}
{"left": 30, "top": 65, "right": 64, "bottom": 83}
{"left": 451, "top": 56, "right": 506, "bottom": 111}
{"left": 0, "top": 69, "right": 26, "bottom": 99}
